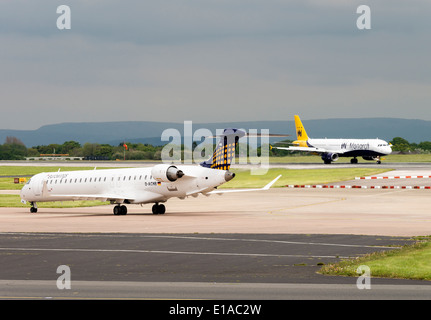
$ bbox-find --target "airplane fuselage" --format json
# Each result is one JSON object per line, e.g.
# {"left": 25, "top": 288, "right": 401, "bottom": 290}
{"left": 20, "top": 165, "right": 230, "bottom": 205}
{"left": 307, "top": 138, "right": 392, "bottom": 157}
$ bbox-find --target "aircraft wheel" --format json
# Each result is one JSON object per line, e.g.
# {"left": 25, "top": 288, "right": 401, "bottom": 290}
{"left": 377, "top": 160, "right": 381, "bottom": 164}
{"left": 152, "top": 203, "right": 165, "bottom": 215}
{"left": 120, "top": 205, "right": 127, "bottom": 215}
{"left": 30, "top": 207, "right": 37, "bottom": 213}
{"left": 152, "top": 204, "right": 158, "bottom": 215}
{"left": 114, "top": 205, "right": 128, "bottom": 215}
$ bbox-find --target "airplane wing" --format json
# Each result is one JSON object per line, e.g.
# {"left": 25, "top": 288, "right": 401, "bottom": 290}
{"left": 207, "top": 175, "right": 281, "bottom": 194}
{"left": 44, "top": 193, "right": 127, "bottom": 202}
{"left": 42, "top": 191, "right": 166, "bottom": 204}
{"left": 274, "top": 146, "right": 339, "bottom": 154}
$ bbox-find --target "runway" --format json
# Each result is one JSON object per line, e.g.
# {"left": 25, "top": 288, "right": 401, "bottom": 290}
{"left": 0, "top": 232, "right": 429, "bottom": 300}
{"left": 0, "top": 162, "right": 430, "bottom": 300}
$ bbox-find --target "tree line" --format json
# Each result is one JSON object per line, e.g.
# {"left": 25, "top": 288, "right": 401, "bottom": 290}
{"left": 0, "top": 137, "right": 165, "bottom": 161}
{"left": 0, "top": 136, "right": 430, "bottom": 160}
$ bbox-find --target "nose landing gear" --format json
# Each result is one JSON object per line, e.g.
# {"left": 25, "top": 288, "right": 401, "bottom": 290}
{"left": 30, "top": 202, "right": 37, "bottom": 213}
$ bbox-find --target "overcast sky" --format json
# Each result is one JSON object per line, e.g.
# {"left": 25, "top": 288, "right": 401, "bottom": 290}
{"left": 1, "top": 0, "right": 430, "bottom": 129}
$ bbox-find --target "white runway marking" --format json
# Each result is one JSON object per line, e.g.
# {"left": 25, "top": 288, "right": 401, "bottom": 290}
{"left": 0, "top": 232, "right": 399, "bottom": 249}
{"left": 0, "top": 246, "right": 349, "bottom": 259}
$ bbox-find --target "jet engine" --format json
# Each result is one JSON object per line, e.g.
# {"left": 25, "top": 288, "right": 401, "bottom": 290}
{"left": 321, "top": 153, "right": 339, "bottom": 163}
{"left": 151, "top": 164, "right": 184, "bottom": 182}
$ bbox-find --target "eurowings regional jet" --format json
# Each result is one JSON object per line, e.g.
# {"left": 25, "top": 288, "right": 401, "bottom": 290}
{"left": 20, "top": 129, "right": 281, "bottom": 214}
{"left": 274, "top": 115, "right": 392, "bottom": 164}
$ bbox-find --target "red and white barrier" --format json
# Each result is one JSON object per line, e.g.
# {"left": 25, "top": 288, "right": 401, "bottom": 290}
{"left": 286, "top": 184, "right": 431, "bottom": 189}
{"left": 355, "top": 175, "right": 431, "bottom": 180}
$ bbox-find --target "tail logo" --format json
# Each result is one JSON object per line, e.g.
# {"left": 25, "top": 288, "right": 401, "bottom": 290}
{"left": 200, "top": 128, "right": 245, "bottom": 170}
{"left": 297, "top": 129, "right": 302, "bottom": 138}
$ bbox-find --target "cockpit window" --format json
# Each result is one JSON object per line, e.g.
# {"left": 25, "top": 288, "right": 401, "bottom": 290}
{"left": 25, "top": 179, "right": 31, "bottom": 185}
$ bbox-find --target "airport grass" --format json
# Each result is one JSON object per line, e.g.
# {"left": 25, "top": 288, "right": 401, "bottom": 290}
{"left": 319, "top": 238, "right": 431, "bottom": 281}
{"left": 0, "top": 166, "right": 119, "bottom": 190}
{"left": 223, "top": 167, "right": 392, "bottom": 188}
{"left": 0, "top": 165, "right": 392, "bottom": 190}
{"left": 0, "top": 166, "right": 116, "bottom": 176}
{"left": 0, "top": 194, "right": 108, "bottom": 208}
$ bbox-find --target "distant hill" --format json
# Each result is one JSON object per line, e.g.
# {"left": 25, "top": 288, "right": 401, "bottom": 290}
{"left": 1, "top": 118, "right": 430, "bottom": 147}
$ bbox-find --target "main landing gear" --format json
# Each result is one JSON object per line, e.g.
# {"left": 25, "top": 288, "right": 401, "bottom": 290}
{"left": 152, "top": 203, "right": 166, "bottom": 215}
{"left": 113, "top": 204, "right": 127, "bottom": 215}
{"left": 112, "top": 203, "right": 166, "bottom": 215}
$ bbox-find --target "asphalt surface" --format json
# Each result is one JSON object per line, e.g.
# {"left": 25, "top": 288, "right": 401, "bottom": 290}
{"left": 0, "top": 232, "right": 430, "bottom": 300}
{"left": 1, "top": 161, "right": 431, "bottom": 302}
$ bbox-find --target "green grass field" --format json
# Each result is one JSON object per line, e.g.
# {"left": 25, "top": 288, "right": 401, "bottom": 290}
{"left": 319, "top": 239, "right": 431, "bottom": 281}
{"left": 0, "top": 166, "right": 119, "bottom": 190}
{"left": 223, "top": 167, "right": 392, "bottom": 188}
{"left": 0, "top": 194, "right": 108, "bottom": 208}
{"left": 1, "top": 165, "right": 393, "bottom": 190}
{"left": 0, "top": 166, "right": 117, "bottom": 176}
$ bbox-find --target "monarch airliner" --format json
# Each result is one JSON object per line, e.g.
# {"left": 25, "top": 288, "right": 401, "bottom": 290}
{"left": 274, "top": 115, "right": 392, "bottom": 164}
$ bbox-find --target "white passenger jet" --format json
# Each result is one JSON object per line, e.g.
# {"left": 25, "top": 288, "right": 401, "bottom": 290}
{"left": 20, "top": 129, "right": 281, "bottom": 214}
{"left": 274, "top": 115, "right": 392, "bottom": 164}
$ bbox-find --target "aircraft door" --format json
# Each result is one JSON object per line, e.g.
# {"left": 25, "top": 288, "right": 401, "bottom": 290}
{"left": 32, "top": 175, "right": 43, "bottom": 197}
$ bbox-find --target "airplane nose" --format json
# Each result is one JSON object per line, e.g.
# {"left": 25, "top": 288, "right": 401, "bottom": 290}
{"left": 20, "top": 184, "right": 29, "bottom": 197}
{"left": 20, "top": 186, "right": 26, "bottom": 198}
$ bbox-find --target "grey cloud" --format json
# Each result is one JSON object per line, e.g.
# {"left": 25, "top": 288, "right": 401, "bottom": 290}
{"left": 0, "top": 1, "right": 430, "bottom": 130}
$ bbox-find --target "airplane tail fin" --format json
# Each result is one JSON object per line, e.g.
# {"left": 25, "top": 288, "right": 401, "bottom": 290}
{"left": 294, "top": 115, "right": 308, "bottom": 141}
{"left": 293, "top": 115, "right": 309, "bottom": 147}
{"left": 200, "top": 128, "right": 246, "bottom": 170}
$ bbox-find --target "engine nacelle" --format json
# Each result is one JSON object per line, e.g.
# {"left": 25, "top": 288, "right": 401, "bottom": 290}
{"left": 151, "top": 164, "right": 184, "bottom": 182}
{"left": 362, "top": 156, "right": 378, "bottom": 161}
{"left": 321, "top": 153, "right": 339, "bottom": 162}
